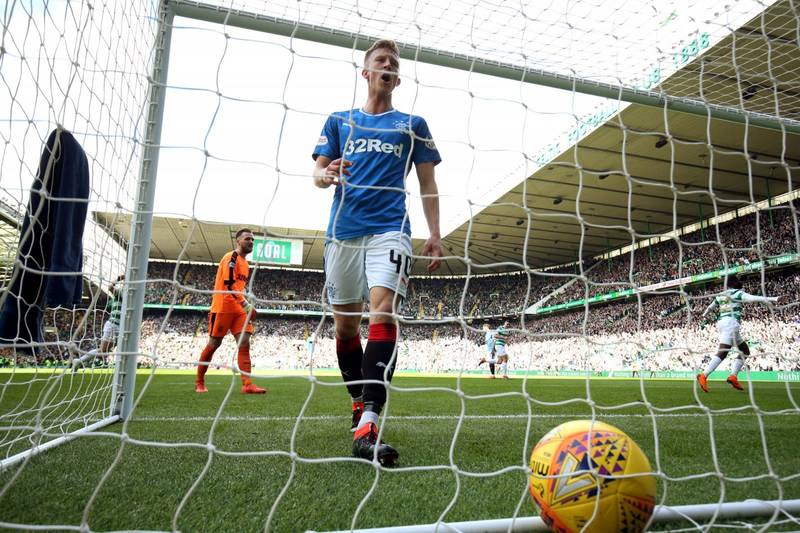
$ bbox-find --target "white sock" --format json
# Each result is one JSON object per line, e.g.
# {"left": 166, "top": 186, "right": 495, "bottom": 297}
{"left": 74, "top": 349, "right": 99, "bottom": 366}
{"left": 730, "top": 357, "right": 744, "bottom": 376}
{"left": 501, "top": 362, "right": 507, "bottom": 376}
{"left": 703, "top": 356, "right": 723, "bottom": 377}
{"left": 356, "top": 410, "right": 379, "bottom": 431}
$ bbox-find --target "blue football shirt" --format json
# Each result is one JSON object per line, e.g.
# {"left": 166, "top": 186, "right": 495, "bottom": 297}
{"left": 312, "top": 108, "right": 441, "bottom": 240}
{"left": 485, "top": 331, "right": 495, "bottom": 354}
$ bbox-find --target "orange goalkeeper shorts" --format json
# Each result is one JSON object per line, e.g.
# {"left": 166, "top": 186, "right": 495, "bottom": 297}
{"left": 208, "top": 311, "right": 254, "bottom": 338}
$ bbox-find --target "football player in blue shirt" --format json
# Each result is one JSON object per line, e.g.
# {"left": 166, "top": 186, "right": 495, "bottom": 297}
{"left": 478, "top": 322, "right": 497, "bottom": 378}
{"left": 312, "top": 39, "right": 442, "bottom": 466}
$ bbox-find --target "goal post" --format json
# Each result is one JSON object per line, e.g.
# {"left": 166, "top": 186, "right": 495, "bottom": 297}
{"left": 111, "top": 1, "right": 176, "bottom": 422}
{"left": 311, "top": 499, "right": 800, "bottom": 533}
{"left": 0, "top": 1, "right": 161, "bottom": 471}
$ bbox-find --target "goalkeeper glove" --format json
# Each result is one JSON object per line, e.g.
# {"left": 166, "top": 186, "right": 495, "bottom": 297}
{"left": 242, "top": 301, "right": 256, "bottom": 315}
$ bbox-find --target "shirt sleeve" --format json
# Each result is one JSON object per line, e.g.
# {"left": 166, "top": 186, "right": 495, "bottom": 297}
{"left": 411, "top": 117, "right": 442, "bottom": 166}
{"left": 312, "top": 114, "right": 341, "bottom": 161}
{"left": 739, "top": 291, "right": 776, "bottom": 304}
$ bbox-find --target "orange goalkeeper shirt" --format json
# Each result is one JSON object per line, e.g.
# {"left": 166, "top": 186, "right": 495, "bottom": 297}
{"left": 211, "top": 251, "right": 250, "bottom": 313}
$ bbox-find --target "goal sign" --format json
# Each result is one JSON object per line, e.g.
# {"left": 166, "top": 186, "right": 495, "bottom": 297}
{"left": 250, "top": 237, "right": 304, "bottom": 265}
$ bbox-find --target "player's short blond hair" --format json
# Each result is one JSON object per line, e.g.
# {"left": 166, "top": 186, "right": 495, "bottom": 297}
{"left": 364, "top": 39, "right": 399, "bottom": 63}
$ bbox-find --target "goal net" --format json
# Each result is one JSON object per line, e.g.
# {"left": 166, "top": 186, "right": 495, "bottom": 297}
{"left": 1, "top": 0, "right": 799, "bottom": 531}
{"left": 0, "top": 1, "right": 153, "bottom": 469}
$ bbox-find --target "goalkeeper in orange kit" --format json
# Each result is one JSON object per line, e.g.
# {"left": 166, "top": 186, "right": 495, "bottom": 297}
{"left": 195, "top": 228, "right": 266, "bottom": 394}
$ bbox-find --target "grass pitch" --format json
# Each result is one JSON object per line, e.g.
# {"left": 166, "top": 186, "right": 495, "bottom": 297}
{"left": 0, "top": 371, "right": 798, "bottom": 532}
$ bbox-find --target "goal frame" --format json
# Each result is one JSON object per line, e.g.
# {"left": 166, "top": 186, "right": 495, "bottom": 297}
{"left": 5, "top": 0, "right": 797, "bottom": 529}
{"left": 0, "top": 1, "right": 174, "bottom": 473}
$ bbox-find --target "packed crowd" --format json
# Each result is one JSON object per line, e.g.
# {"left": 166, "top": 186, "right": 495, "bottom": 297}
{"left": 531, "top": 267, "right": 800, "bottom": 337}
{"left": 5, "top": 203, "right": 798, "bottom": 372}
{"left": 130, "top": 311, "right": 798, "bottom": 375}
{"left": 548, "top": 203, "right": 798, "bottom": 306}
{"left": 0, "top": 304, "right": 111, "bottom": 365}
{"left": 131, "top": 266, "right": 799, "bottom": 373}
{"left": 144, "top": 263, "right": 326, "bottom": 310}
{"left": 8, "top": 264, "right": 797, "bottom": 373}
{"left": 143, "top": 260, "right": 568, "bottom": 317}
{"left": 141, "top": 203, "right": 798, "bottom": 319}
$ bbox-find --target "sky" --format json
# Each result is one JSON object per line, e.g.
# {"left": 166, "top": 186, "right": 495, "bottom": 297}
{"left": 0, "top": 0, "right": 780, "bottom": 283}
{"left": 154, "top": 0, "right": 777, "bottom": 238}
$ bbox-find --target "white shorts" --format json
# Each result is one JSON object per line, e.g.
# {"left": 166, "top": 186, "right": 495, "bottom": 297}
{"left": 102, "top": 320, "right": 119, "bottom": 343}
{"left": 495, "top": 345, "right": 508, "bottom": 357}
{"left": 717, "top": 317, "right": 743, "bottom": 347}
{"left": 324, "top": 231, "right": 412, "bottom": 305}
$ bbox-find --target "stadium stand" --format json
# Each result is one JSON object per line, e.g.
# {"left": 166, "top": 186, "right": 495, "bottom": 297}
{"left": 8, "top": 203, "right": 797, "bottom": 375}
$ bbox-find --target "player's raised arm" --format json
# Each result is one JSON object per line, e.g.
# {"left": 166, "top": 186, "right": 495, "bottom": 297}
{"left": 739, "top": 292, "right": 779, "bottom": 306}
{"left": 416, "top": 161, "right": 442, "bottom": 272}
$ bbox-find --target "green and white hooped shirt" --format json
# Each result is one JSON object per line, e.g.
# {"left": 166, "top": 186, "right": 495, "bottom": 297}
{"left": 494, "top": 326, "right": 508, "bottom": 347}
{"left": 715, "top": 288, "right": 744, "bottom": 322}
{"left": 109, "top": 289, "right": 122, "bottom": 327}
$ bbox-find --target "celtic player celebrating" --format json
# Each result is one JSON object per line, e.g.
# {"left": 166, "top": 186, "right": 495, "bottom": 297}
{"left": 696, "top": 276, "right": 778, "bottom": 392}
{"left": 74, "top": 274, "right": 124, "bottom": 370}
{"left": 494, "top": 321, "right": 511, "bottom": 379}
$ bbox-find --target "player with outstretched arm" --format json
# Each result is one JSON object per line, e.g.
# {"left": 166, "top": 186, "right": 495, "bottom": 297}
{"left": 696, "top": 276, "right": 778, "bottom": 392}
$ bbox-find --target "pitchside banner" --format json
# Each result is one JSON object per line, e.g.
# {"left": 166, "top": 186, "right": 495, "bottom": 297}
{"left": 250, "top": 237, "right": 303, "bottom": 265}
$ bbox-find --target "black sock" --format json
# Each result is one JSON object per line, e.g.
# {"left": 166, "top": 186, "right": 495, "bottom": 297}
{"left": 336, "top": 335, "right": 364, "bottom": 399}
{"left": 489, "top": 363, "right": 496, "bottom": 375}
{"left": 362, "top": 323, "right": 397, "bottom": 416}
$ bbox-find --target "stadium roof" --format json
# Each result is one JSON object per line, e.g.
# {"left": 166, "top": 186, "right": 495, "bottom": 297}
{"left": 0, "top": 200, "right": 21, "bottom": 279}
{"left": 94, "top": 0, "right": 800, "bottom": 276}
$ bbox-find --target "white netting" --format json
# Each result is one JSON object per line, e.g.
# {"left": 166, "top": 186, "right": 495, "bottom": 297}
{"left": 0, "top": 1, "right": 155, "bottom": 464}
{"left": 1, "top": 0, "right": 799, "bottom": 532}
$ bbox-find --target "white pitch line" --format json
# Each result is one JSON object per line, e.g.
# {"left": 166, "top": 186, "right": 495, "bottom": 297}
{"left": 129, "top": 412, "right": 800, "bottom": 423}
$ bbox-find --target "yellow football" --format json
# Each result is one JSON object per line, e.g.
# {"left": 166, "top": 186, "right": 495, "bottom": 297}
{"left": 529, "top": 420, "right": 656, "bottom": 532}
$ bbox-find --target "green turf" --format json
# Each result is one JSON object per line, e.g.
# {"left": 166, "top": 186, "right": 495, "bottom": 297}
{"left": 0, "top": 372, "right": 798, "bottom": 532}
